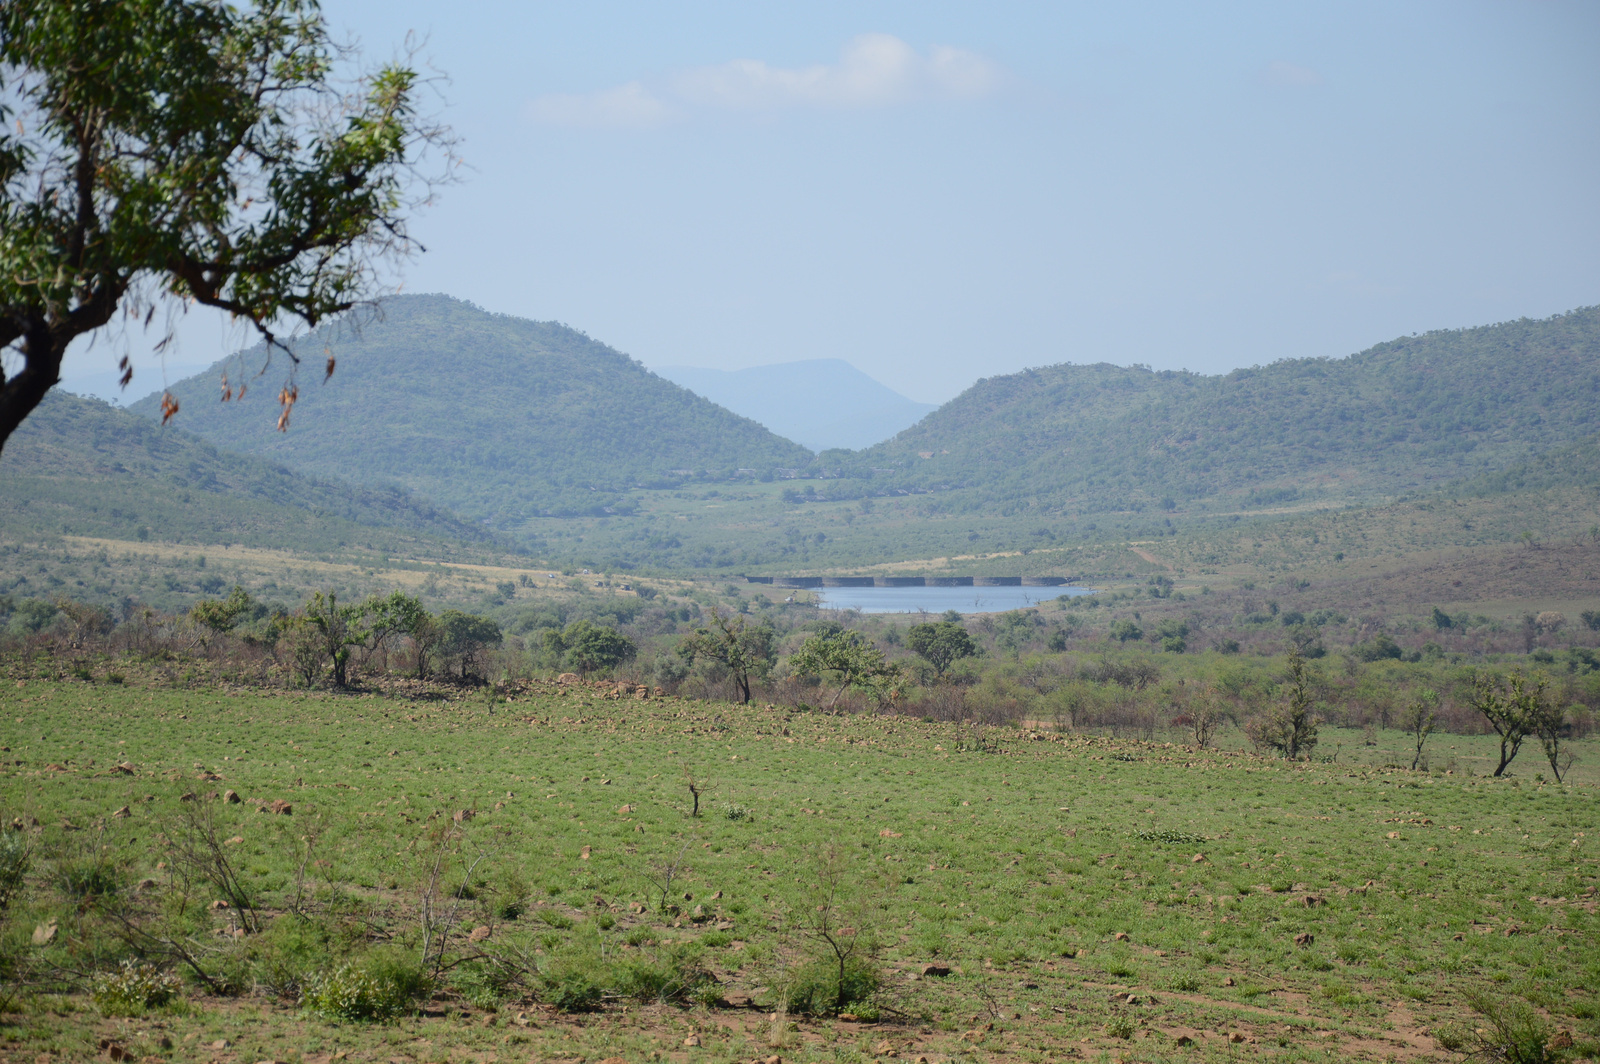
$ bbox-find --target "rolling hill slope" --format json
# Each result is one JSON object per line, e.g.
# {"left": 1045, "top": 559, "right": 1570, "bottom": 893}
{"left": 131, "top": 295, "right": 815, "bottom": 523}
{"left": 846, "top": 307, "right": 1600, "bottom": 516}
{"left": 1, "top": 391, "right": 497, "bottom": 555}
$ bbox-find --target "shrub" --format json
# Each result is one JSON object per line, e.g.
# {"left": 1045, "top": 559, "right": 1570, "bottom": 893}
{"left": 92, "top": 960, "right": 183, "bottom": 1016}
{"left": 1433, "top": 992, "right": 1570, "bottom": 1064}
{"left": 1105, "top": 1016, "right": 1135, "bottom": 1040}
{"left": 782, "top": 956, "right": 880, "bottom": 1017}
{"left": 302, "top": 952, "right": 429, "bottom": 1022}
{"left": 538, "top": 954, "right": 604, "bottom": 1012}
{"left": 56, "top": 857, "right": 121, "bottom": 900}
{"left": 0, "top": 832, "right": 28, "bottom": 912}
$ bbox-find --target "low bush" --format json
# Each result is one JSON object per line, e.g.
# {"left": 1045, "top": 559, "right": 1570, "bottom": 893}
{"left": 92, "top": 960, "right": 183, "bottom": 1016}
{"left": 301, "top": 951, "right": 429, "bottom": 1022}
{"left": 781, "top": 955, "right": 880, "bottom": 1017}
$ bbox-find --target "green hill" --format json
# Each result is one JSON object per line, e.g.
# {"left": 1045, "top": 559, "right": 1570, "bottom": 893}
{"left": 1, "top": 390, "right": 498, "bottom": 554}
{"left": 131, "top": 295, "right": 815, "bottom": 524}
{"left": 843, "top": 306, "right": 1600, "bottom": 516}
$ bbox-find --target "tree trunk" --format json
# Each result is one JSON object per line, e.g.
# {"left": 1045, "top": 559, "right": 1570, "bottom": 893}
{"left": 0, "top": 326, "right": 65, "bottom": 457}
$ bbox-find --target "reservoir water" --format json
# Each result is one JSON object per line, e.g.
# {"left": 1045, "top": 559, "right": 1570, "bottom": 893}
{"left": 813, "top": 584, "right": 1096, "bottom": 615}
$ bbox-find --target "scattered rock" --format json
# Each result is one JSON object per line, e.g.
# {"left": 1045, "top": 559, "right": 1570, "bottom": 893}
{"left": 683, "top": 1033, "right": 701, "bottom": 1047}
{"left": 1223, "top": 977, "right": 1235, "bottom": 987}
{"left": 111, "top": 806, "right": 131, "bottom": 819}
{"left": 1191, "top": 853, "right": 1207, "bottom": 863}
{"left": 453, "top": 808, "right": 474, "bottom": 823}
{"left": 32, "top": 922, "right": 56, "bottom": 945}
{"left": 1293, "top": 932, "right": 1315, "bottom": 948}
{"left": 1386, "top": 831, "right": 1401, "bottom": 839}
{"left": 1113, "top": 931, "right": 1130, "bottom": 941}
{"left": 1175, "top": 1034, "right": 1195, "bottom": 1046}
{"left": 468, "top": 925, "right": 492, "bottom": 943}
{"left": 210, "top": 899, "right": 231, "bottom": 911}
{"left": 223, "top": 790, "right": 241, "bottom": 804}
{"left": 874, "top": 1038, "right": 897, "bottom": 1056}
{"left": 617, "top": 804, "right": 635, "bottom": 815}
{"left": 225, "top": 835, "right": 244, "bottom": 845}
{"left": 580, "top": 845, "right": 592, "bottom": 860}
{"left": 178, "top": 792, "right": 197, "bottom": 803}
{"left": 960, "top": 1030, "right": 986, "bottom": 1044}
{"left": 111, "top": 762, "right": 136, "bottom": 775}
{"left": 1228, "top": 1032, "right": 1246, "bottom": 1044}
{"left": 879, "top": 829, "right": 902, "bottom": 838}
{"left": 210, "top": 1040, "right": 231, "bottom": 1050}
{"left": 269, "top": 799, "right": 292, "bottom": 815}
{"left": 1302, "top": 895, "right": 1325, "bottom": 908}
{"left": 135, "top": 878, "right": 158, "bottom": 892}
{"left": 98, "top": 1038, "right": 132, "bottom": 1061}
{"left": 557, "top": 673, "right": 580, "bottom": 684}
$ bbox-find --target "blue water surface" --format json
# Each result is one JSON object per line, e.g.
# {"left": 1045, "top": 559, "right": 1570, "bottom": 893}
{"left": 812, "top": 585, "right": 1096, "bottom": 615}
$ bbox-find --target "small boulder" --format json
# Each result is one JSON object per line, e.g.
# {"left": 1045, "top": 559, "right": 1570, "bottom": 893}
{"left": 112, "top": 806, "right": 131, "bottom": 819}
{"left": 223, "top": 790, "right": 241, "bottom": 804}
{"left": 1302, "top": 895, "right": 1325, "bottom": 908}
{"left": 468, "top": 926, "right": 492, "bottom": 943}
{"left": 921, "top": 963, "right": 951, "bottom": 977}
{"left": 557, "top": 673, "right": 580, "bottom": 685}
{"left": 1293, "top": 932, "right": 1314, "bottom": 948}
{"left": 32, "top": 922, "right": 57, "bottom": 945}
{"left": 1113, "top": 931, "right": 1130, "bottom": 941}
{"left": 1191, "top": 853, "right": 1207, "bottom": 863}
{"left": 453, "top": 808, "right": 474, "bottom": 823}
{"left": 269, "top": 799, "right": 292, "bottom": 815}
{"left": 178, "top": 792, "right": 197, "bottom": 803}
{"left": 683, "top": 1033, "right": 701, "bottom": 1047}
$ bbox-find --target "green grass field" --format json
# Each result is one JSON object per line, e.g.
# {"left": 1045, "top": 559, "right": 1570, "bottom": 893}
{"left": 1, "top": 670, "right": 1597, "bottom": 1063}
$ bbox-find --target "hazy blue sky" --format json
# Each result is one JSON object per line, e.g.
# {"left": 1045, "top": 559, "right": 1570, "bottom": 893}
{"left": 62, "top": 0, "right": 1600, "bottom": 405}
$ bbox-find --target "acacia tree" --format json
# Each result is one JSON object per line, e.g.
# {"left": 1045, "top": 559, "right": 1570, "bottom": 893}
{"left": 0, "top": 0, "right": 454, "bottom": 452}
{"left": 906, "top": 620, "right": 977, "bottom": 679}
{"left": 1401, "top": 689, "right": 1439, "bottom": 771}
{"left": 789, "top": 630, "right": 901, "bottom": 710}
{"left": 677, "top": 608, "right": 774, "bottom": 705}
{"left": 1470, "top": 670, "right": 1546, "bottom": 777}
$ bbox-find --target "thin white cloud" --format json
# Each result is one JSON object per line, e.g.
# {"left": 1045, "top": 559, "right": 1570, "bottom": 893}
{"left": 526, "top": 35, "right": 1002, "bottom": 128}
{"left": 1262, "top": 61, "right": 1322, "bottom": 87}
{"left": 525, "top": 81, "right": 677, "bottom": 127}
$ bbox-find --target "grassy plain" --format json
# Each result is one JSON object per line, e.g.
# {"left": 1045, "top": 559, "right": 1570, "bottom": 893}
{"left": 2, "top": 668, "right": 1597, "bottom": 1063}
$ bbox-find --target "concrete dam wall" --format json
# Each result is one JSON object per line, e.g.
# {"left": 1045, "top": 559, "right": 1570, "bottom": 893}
{"left": 744, "top": 575, "right": 1070, "bottom": 589}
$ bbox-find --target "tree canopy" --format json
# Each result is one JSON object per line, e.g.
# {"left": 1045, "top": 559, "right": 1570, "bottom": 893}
{"left": 0, "top": 0, "right": 451, "bottom": 453}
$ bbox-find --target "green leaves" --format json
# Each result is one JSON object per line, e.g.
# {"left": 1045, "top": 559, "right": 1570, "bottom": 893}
{"left": 0, "top": 0, "right": 453, "bottom": 450}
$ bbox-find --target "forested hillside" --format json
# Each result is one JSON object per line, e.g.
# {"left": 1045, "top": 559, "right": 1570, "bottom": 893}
{"left": 1, "top": 391, "right": 497, "bottom": 554}
{"left": 132, "top": 295, "right": 815, "bottom": 522}
{"left": 847, "top": 307, "right": 1600, "bottom": 515}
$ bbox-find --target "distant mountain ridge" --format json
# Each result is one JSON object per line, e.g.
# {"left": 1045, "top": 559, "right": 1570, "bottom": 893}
{"left": 130, "top": 295, "right": 815, "bottom": 523}
{"left": 655, "top": 359, "right": 936, "bottom": 452}
{"left": 845, "top": 306, "right": 1600, "bottom": 515}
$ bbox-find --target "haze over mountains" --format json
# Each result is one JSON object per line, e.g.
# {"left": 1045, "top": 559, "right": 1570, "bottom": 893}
{"left": 11, "top": 295, "right": 1575, "bottom": 572}
{"left": 130, "top": 296, "right": 813, "bottom": 523}
{"left": 654, "top": 360, "right": 936, "bottom": 452}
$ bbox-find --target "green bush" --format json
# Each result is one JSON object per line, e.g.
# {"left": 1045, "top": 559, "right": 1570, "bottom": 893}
{"left": 781, "top": 956, "right": 880, "bottom": 1016}
{"left": 538, "top": 954, "right": 604, "bottom": 1012}
{"left": 249, "top": 918, "right": 338, "bottom": 1000}
{"left": 301, "top": 951, "right": 429, "bottom": 1022}
{"left": 1433, "top": 992, "right": 1569, "bottom": 1064}
{"left": 56, "top": 857, "right": 121, "bottom": 900}
{"left": 0, "top": 832, "right": 28, "bottom": 911}
{"left": 1105, "top": 1016, "right": 1135, "bottom": 1040}
{"left": 92, "top": 960, "right": 183, "bottom": 1016}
